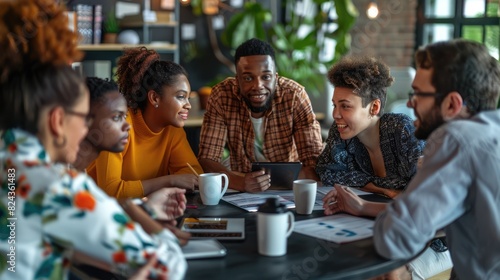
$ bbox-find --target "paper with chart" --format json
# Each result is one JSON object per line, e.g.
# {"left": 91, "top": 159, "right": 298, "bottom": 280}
{"left": 293, "top": 214, "right": 374, "bottom": 243}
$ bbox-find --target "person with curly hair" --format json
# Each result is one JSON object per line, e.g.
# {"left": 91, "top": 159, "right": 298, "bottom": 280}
{"left": 319, "top": 56, "right": 452, "bottom": 279}
{"left": 325, "top": 40, "right": 500, "bottom": 279}
{"left": 75, "top": 77, "right": 187, "bottom": 222}
{"left": 198, "top": 38, "right": 323, "bottom": 192}
{"left": 316, "top": 55, "right": 425, "bottom": 198}
{"left": 86, "top": 47, "right": 203, "bottom": 198}
{"left": 0, "top": 1, "right": 187, "bottom": 279}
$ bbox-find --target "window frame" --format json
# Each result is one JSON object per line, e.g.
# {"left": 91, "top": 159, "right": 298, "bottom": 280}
{"left": 416, "top": 0, "right": 500, "bottom": 47}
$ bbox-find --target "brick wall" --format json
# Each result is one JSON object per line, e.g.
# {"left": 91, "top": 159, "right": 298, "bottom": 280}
{"left": 350, "top": 0, "right": 418, "bottom": 67}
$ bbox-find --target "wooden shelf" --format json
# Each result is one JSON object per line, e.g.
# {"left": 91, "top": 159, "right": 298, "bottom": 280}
{"left": 78, "top": 43, "right": 177, "bottom": 51}
{"left": 120, "top": 21, "right": 178, "bottom": 28}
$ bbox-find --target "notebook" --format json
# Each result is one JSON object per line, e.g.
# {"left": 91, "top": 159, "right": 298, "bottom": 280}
{"left": 180, "top": 217, "right": 245, "bottom": 240}
{"left": 251, "top": 162, "right": 302, "bottom": 190}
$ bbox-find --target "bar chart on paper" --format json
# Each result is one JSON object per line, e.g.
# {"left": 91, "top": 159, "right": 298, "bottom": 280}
{"left": 293, "top": 214, "right": 374, "bottom": 243}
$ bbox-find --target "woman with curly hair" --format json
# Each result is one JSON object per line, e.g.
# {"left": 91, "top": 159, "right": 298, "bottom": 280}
{"left": 318, "top": 56, "right": 451, "bottom": 279}
{"left": 75, "top": 77, "right": 188, "bottom": 222}
{"left": 87, "top": 47, "right": 203, "bottom": 198}
{"left": 0, "top": 1, "right": 186, "bottom": 279}
{"left": 316, "top": 56, "right": 425, "bottom": 198}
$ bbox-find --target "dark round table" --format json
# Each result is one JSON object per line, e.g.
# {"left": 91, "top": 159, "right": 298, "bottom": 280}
{"left": 183, "top": 192, "right": 411, "bottom": 280}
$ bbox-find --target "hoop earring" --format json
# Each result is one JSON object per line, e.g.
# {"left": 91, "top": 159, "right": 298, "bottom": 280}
{"left": 53, "top": 136, "right": 67, "bottom": 148}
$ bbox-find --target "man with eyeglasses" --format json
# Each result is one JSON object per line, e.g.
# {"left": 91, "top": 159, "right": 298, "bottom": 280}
{"left": 372, "top": 39, "right": 500, "bottom": 279}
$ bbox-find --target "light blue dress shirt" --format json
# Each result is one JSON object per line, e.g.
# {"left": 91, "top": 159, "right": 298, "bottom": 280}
{"left": 374, "top": 109, "right": 500, "bottom": 279}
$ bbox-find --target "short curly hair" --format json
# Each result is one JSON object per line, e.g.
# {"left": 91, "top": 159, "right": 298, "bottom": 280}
{"left": 234, "top": 38, "right": 275, "bottom": 66}
{"left": 86, "top": 77, "right": 119, "bottom": 105}
{"left": 115, "top": 47, "right": 188, "bottom": 113}
{"left": 327, "top": 56, "right": 394, "bottom": 115}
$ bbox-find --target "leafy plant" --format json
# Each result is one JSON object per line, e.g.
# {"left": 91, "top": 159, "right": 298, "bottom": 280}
{"left": 104, "top": 9, "right": 119, "bottom": 34}
{"left": 221, "top": 0, "right": 358, "bottom": 97}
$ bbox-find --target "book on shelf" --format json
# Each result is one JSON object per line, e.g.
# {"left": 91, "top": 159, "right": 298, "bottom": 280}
{"left": 74, "top": 4, "right": 102, "bottom": 45}
{"left": 92, "top": 5, "right": 102, "bottom": 44}
{"left": 75, "top": 4, "right": 92, "bottom": 44}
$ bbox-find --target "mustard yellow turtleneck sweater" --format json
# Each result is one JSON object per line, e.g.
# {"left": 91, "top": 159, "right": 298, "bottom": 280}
{"left": 87, "top": 109, "right": 203, "bottom": 198}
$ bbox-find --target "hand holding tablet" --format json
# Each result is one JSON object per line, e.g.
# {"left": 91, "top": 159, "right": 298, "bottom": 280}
{"left": 251, "top": 162, "right": 302, "bottom": 190}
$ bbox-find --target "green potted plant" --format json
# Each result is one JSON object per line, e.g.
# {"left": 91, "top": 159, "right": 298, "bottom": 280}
{"left": 103, "top": 9, "right": 119, "bottom": 44}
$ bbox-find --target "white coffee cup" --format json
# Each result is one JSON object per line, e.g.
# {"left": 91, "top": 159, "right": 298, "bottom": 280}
{"left": 199, "top": 173, "right": 229, "bottom": 205}
{"left": 257, "top": 198, "right": 295, "bottom": 256}
{"left": 293, "top": 179, "right": 317, "bottom": 215}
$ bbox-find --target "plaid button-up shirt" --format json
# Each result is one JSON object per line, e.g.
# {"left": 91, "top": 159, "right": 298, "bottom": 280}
{"left": 198, "top": 77, "right": 323, "bottom": 172}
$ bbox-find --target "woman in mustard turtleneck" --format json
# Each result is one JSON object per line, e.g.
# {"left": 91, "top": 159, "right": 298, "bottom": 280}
{"left": 87, "top": 47, "right": 203, "bottom": 198}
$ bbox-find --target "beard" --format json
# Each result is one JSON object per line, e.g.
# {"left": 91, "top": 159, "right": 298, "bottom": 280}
{"left": 414, "top": 108, "right": 446, "bottom": 140}
{"left": 243, "top": 92, "right": 275, "bottom": 113}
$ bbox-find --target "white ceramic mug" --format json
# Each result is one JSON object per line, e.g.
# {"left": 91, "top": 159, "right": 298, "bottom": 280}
{"left": 257, "top": 198, "right": 295, "bottom": 256}
{"left": 199, "top": 173, "right": 229, "bottom": 205}
{"left": 293, "top": 179, "right": 317, "bottom": 215}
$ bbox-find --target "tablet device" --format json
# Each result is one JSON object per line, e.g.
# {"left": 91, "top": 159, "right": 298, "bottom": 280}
{"left": 251, "top": 162, "right": 302, "bottom": 190}
{"left": 180, "top": 217, "right": 245, "bottom": 240}
{"left": 182, "top": 239, "right": 227, "bottom": 259}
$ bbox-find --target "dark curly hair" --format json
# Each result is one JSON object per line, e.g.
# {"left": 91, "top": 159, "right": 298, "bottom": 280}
{"left": 234, "top": 38, "right": 275, "bottom": 66}
{"left": 86, "top": 77, "right": 119, "bottom": 105}
{"left": 115, "top": 47, "right": 188, "bottom": 113}
{"left": 415, "top": 39, "right": 500, "bottom": 115}
{"left": 327, "top": 56, "right": 394, "bottom": 115}
{"left": 0, "top": 0, "right": 85, "bottom": 134}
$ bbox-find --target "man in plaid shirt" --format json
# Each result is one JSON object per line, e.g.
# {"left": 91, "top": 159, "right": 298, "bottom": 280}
{"left": 198, "top": 38, "right": 323, "bottom": 192}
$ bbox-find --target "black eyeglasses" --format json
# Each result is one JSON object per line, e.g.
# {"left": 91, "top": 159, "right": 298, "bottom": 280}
{"left": 408, "top": 91, "right": 443, "bottom": 105}
{"left": 66, "top": 110, "right": 94, "bottom": 127}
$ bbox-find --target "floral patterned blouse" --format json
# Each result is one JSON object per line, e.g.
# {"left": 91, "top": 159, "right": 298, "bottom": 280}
{"left": 316, "top": 113, "right": 425, "bottom": 190}
{"left": 0, "top": 129, "right": 186, "bottom": 280}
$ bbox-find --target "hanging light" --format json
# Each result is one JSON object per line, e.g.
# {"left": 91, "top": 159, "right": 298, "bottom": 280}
{"left": 179, "top": 0, "right": 191, "bottom": 6}
{"left": 367, "top": 0, "right": 379, "bottom": 19}
{"left": 202, "top": 0, "right": 219, "bottom": 15}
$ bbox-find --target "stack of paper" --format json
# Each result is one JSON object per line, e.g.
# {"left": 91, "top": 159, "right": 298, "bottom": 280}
{"left": 222, "top": 187, "right": 373, "bottom": 212}
{"left": 222, "top": 193, "right": 295, "bottom": 212}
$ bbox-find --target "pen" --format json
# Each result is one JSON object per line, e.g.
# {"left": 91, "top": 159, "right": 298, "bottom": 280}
{"left": 187, "top": 204, "right": 198, "bottom": 209}
{"left": 186, "top": 162, "right": 200, "bottom": 176}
